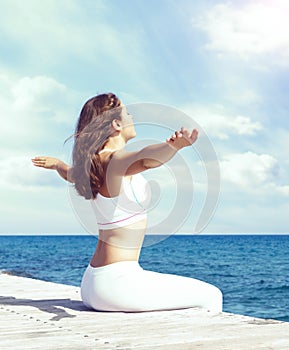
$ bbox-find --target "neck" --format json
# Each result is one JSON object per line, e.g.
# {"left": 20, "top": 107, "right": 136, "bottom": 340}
{"left": 104, "top": 134, "right": 126, "bottom": 151}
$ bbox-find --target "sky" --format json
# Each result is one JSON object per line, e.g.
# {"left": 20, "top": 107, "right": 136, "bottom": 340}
{"left": 0, "top": 0, "right": 288, "bottom": 235}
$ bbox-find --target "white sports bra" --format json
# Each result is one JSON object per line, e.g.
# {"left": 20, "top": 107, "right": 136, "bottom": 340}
{"left": 90, "top": 149, "right": 151, "bottom": 230}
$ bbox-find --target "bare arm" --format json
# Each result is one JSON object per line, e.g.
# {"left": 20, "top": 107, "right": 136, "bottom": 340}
{"left": 31, "top": 156, "right": 73, "bottom": 183}
{"left": 111, "top": 127, "right": 198, "bottom": 176}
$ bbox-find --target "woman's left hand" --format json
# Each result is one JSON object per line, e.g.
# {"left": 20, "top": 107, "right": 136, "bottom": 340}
{"left": 166, "top": 127, "right": 198, "bottom": 150}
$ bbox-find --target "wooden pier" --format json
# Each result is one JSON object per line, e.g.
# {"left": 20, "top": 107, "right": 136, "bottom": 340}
{"left": 0, "top": 271, "right": 288, "bottom": 349}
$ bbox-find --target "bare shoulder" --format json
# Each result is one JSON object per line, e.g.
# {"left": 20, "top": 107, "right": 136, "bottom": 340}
{"left": 109, "top": 149, "right": 147, "bottom": 176}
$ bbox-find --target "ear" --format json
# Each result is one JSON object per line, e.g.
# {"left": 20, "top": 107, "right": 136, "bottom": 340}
{"left": 111, "top": 119, "right": 122, "bottom": 131}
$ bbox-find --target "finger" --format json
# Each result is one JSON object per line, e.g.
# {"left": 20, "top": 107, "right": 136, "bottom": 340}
{"left": 32, "top": 159, "right": 45, "bottom": 164}
{"left": 32, "top": 160, "right": 45, "bottom": 166}
{"left": 32, "top": 162, "right": 44, "bottom": 167}
{"left": 33, "top": 156, "right": 50, "bottom": 162}
{"left": 189, "top": 130, "right": 198, "bottom": 142}
{"left": 182, "top": 128, "right": 191, "bottom": 138}
{"left": 190, "top": 129, "right": 198, "bottom": 137}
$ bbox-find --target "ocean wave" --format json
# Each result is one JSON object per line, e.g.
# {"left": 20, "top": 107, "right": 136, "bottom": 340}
{"left": 264, "top": 285, "right": 289, "bottom": 292}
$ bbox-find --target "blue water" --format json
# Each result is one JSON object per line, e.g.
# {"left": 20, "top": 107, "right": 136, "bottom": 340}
{"left": 0, "top": 235, "right": 288, "bottom": 322}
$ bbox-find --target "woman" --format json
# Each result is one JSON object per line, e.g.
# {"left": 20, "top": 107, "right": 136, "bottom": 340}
{"left": 32, "top": 92, "right": 223, "bottom": 313}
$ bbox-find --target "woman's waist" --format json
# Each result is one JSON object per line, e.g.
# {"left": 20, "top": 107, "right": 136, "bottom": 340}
{"left": 91, "top": 239, "right": 142, "bottom": 269}
{"left": 98, "top": 220, "right": 146, "bottom": 249}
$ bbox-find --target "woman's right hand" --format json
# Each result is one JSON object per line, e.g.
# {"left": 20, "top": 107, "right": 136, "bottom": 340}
{"left": 31, "top": 156, "right": 73, "bottom": 182}
{"left": 31, "top": 156, "right": 62, "bottom": 170}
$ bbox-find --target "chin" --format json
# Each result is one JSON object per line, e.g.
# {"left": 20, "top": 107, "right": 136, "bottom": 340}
{"left": 129, "top": 130, "right": 137, "bottom": 139}
{"left": 128, "top": 133, "right": 136, "bottom": 141}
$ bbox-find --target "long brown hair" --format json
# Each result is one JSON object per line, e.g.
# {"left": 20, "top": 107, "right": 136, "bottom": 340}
{"left": 71, "top": 93, "right": 122, "bottom": 199}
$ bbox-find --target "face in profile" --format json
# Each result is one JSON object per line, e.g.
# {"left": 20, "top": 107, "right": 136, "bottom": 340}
{"left": 120, "top": 104, "right": 136, "bottom": 141}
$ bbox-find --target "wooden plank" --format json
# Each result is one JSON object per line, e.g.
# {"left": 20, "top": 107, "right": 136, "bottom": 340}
{"left": 0, "top": 272, "right": 288, "bottom": 350}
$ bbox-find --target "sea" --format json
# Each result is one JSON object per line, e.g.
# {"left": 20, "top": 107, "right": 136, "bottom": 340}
{"left": 0, "top": 234, "right": 288, "bottom": 322}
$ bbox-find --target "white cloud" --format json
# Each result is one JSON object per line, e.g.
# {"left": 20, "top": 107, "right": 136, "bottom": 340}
{"left": 182, "top": 104, "right": 262, "bottom": 139}
{"left": 211, "top": 200, "right": 289, "bottom": 233}
{"left": 226, "top": 88, "right": 262, "bottom": 106}
{"left": 220, "top": 151, "right": 289, "bottom": 195}
{"left": 12, "top": 76, "right": 65, "bottom": 112}
{"left": 272, "top": 184, "right": 289, "bottom": 196}
{"left": 221, "top": 151, "right": 278, "bottom": 186}
{"left": 193, "top": 1, "right": 289, "bottom": 65}
{"left": 0, "top": 72, "right": 80, "bottom": 155}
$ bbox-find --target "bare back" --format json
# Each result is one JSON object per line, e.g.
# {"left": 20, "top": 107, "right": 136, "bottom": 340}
{"left": 90, "top": 150, "right": 148, "bottom": 267}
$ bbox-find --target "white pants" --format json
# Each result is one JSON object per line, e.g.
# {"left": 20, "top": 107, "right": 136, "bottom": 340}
{"left": 81, "top": 261, "right": 223, "bottom": 313}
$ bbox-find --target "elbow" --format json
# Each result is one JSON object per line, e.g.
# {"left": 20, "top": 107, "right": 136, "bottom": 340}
{"left": 67, "top": 168, "right": 75, "bottom": 183}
